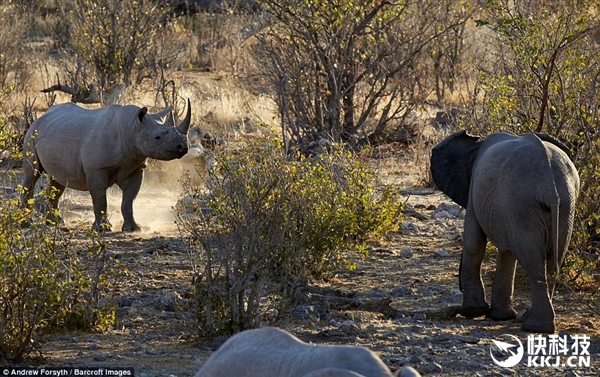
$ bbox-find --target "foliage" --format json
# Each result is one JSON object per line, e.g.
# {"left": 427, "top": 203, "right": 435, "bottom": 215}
{"left": 254, "top": 0, "right": 471, "bottom": 147}
{"left": 0, "top": 4, "right": 32, "bottom": 110}
{"left": 0, "top": 189, "right": 118, "bottom": 361}
{"left": 59, "top": 0, "right": 181, "bottom": 91}
{"left": 466, "top": 0, "right": 600, "bottom": 288}
{"left": 177, "top": 138, "right": 402, "bottom": 335}
{"left": 0, "top": 122, "right": 117, "bottom": 362}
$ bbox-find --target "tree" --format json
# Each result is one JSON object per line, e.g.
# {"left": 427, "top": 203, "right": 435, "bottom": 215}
{"left": 469, "top": 0, "right": 600, "bottom": 285}
{"left": 254, "top": 0, "right": 470, "bottom": 148}
{"left": 44, "top": 0, "right": 183, "bottom": 105}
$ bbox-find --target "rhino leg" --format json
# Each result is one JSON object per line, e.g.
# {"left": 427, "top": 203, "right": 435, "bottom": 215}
{"left": 21, "top": 154, "right": 41, "bottom": 206}
{"left": 44, "top": 179, "right": 65, "bottom": 225}
{"left": 88, "top": 173, "right": 112, "bottom": 232}
{"left": 118, "top": 167, "right": 143, "bottom": 233}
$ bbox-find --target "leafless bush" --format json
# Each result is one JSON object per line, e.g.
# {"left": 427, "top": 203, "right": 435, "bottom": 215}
{"left": 252, "top": 0, "right": 471, "bottom": 148}
{"left": 189, "top": 5, "right": 259, "bottom": 75}
{"left": 38, "top": 0, "right": 187, "bottom": 106}
{"left": 0, "top": 4, "right": 32, "bottom": 112}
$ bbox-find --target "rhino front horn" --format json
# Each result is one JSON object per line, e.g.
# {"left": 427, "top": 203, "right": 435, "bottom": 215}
{"left": 177, "top": 98, "right": 192, "bottom": 134}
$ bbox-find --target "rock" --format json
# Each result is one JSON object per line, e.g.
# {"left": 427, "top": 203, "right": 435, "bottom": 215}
{"left": 420, "top": 361, "right": 443, "bottom": 373}
{"left": 368, "top": 287, "right": 388, "bottom": 298}
{"left": 292, "top": 305, "right": 320, "bottom": 320}
{"left": 399, "top": 247, "right": 413, "bottom": 258}
{"left": 88, "top": 343, "right": 98, "bottom": 350}
{"left": 582, "top": 319, "right": 595, "bottom": 329}
{"left": 401, "top": 221, "right": 419, "bottom": 233}
{"left": 117, "top": 296, "right": 132, "bottom": 307}
{"left": 433, "top": 210, "right": 453, "bottom": 219}
{"left": 152, "top": 289, "right": 184, "bottom": 311}
{"left": 93, "top": 353, "right": 107, "bottom": 362}
{"left": 434, "top": 250, "right": 452, "bottom": 257}
{"left": 391, "top": 287, "right": 416, "bottom": 297}
{"left": 436, "top": 202, "right": 462, "bottom": 216}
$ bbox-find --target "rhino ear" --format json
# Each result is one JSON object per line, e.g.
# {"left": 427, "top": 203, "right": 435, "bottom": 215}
{"left": 137, "top": 107, "right": 148, "bottom": 123}
{"left": 430, "top": 130, "right": 480, "bottom": 208}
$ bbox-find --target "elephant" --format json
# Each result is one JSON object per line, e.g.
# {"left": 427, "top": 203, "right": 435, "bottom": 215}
{"left": 430, "top": 130, "right": 579, "bottom": 333}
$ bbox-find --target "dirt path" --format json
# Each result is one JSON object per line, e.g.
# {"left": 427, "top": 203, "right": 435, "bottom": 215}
{"left": 18, "top": 160, "right": 600, "bottom": 377}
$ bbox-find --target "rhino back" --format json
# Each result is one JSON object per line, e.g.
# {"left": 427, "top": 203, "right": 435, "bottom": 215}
{"left": 195, "top": 327, "right": 392, "bottom": 377}
{"left": 26, "top": 103, "right": 144, "bottom": 190}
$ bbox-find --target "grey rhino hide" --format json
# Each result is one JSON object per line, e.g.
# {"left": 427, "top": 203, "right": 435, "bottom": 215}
{"left": 194, "top": 327, "right": 419, "bottom": 377}
{"left": 21, "top": 99, "right": 192, "bottom": 232}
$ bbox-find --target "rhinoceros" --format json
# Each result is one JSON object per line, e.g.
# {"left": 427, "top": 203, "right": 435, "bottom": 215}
{"left": 21, "top": 99, "right": 192, "bottom": 232}
{"left": 194, "top": 327, "right": 421, "bottom": 377}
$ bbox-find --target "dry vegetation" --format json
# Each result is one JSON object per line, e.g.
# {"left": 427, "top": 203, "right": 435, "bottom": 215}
{"left": 1, "top": 0, "right": 600, "bottom": 374}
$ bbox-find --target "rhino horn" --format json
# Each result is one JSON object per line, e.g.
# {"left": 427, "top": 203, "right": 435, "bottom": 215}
{"left": 177, "top": 98, "right": 192, "bottom": 134}
{"left": 155, "top": 105, "right": 172, "bottom": 119}
{"left": 156, "top": 105, "right": 174, "bottom": 126}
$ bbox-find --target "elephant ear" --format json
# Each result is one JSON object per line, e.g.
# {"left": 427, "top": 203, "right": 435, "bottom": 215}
{"left": 430, "top": 130, "right": 480, "bottom": 208}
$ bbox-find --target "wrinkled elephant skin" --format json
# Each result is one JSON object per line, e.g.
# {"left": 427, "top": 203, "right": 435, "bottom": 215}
{"left": 430, "top": 131, "right": 579, "bottom": 333}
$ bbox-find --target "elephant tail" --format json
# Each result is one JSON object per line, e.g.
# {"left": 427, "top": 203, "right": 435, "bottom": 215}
{"left": 550, "top": 186, "right": 561, "bottom": 282}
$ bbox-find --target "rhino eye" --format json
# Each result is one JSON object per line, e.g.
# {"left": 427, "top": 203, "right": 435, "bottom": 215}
{"left": 155, "top": 135, "right": 161, "bottom": 140}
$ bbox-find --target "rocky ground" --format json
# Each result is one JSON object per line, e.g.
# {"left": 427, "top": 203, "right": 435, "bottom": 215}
{"left": 7, "top": 153, "right": 600, "bottom": 377}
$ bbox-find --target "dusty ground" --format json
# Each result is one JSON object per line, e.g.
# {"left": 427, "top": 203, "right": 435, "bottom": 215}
{"left": 7, "top": 151, "right": 600, "bottom": 377}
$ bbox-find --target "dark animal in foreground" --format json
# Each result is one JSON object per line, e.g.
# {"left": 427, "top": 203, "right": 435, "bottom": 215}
{"left": 194, "top": 327, "right": 421, "bottom": 377}
{"left": 431, "top": 130, "right": 579, "bottom": 333}
{"left": 22, "top": 100, "right": 192, "bottom": 232}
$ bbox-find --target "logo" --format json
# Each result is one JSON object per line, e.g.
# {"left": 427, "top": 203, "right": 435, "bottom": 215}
{"left": 490, "top": 334, "right": 524, "bottom": 368}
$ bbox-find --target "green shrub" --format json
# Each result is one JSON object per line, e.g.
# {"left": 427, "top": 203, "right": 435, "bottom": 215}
{"left": 0, "top": 122, "right": 117, "bottom": 362}
{"left": 0, "top": 180, "right": 117, "bottom": 362}
{"left": 177, "top": 138, "right": 402, "bottom": 335}
{"left": 465, "top": 0, "right": 600, "bottom": 291}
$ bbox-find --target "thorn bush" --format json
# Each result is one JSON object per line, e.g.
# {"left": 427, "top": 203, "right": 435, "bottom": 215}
{"left": 0, "top": 124, "right": 117, "bottom": 362}
{"left": 177, "top": 138, "right": 402, "bottom": 335}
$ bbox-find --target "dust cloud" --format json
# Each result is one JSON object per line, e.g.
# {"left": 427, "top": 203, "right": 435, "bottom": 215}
{"left": 59, "top": 154, "right": 206, "bottom": 235}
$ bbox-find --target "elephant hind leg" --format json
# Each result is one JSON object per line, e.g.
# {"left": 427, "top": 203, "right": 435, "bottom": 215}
{"left": 518, "top": 245, "right": 556, "bottom": 333}
{"left": 488, "top": 250, "right": 518, "bottom": 320}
